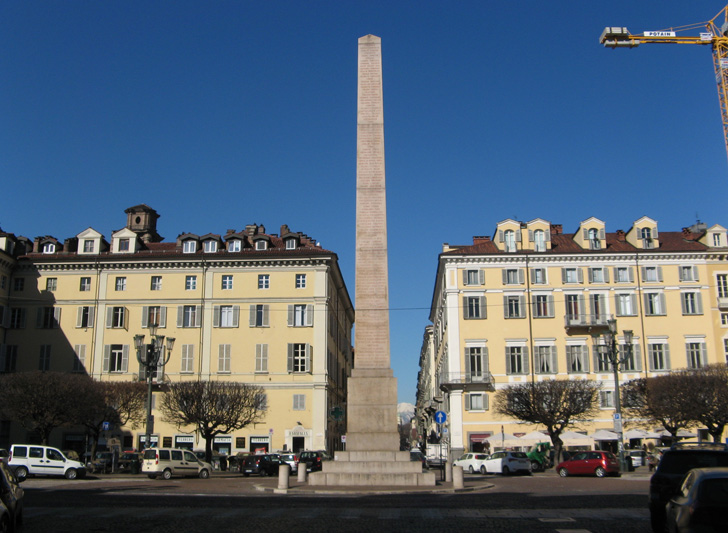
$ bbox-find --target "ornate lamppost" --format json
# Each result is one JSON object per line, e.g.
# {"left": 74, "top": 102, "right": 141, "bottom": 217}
{"left": 134, "top": 323, "right": 174, "bottom": 450}
{"left": 592, "top": 318, "right": 633, "bottom": 473}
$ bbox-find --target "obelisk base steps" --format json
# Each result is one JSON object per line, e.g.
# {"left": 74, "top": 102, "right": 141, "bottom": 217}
{"left": 308, "top": 369, "right": 436, "bottom": 486}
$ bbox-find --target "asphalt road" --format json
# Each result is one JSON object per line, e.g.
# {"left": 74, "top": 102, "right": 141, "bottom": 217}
{"left": 18, "top": 470, "right": 652, "bottom": 532}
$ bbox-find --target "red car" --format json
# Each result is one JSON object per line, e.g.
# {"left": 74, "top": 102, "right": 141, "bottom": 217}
{"left": 556, "top": 451, "right": 620, "bottom": 478}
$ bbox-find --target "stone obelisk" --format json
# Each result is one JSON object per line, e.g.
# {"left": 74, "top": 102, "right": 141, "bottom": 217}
{"left": 309, "top": 35, "right": 434, "bottom": 486}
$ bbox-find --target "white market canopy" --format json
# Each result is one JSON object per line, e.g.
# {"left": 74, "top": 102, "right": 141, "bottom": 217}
{"left": 624, "top": 429, "right": 649, "bottom": 440}
{"left": 518, "top": 431, "right": 550, "bottom": 444}
{"left": 591, "top": 429, "right": 620, "bottom": 441}
{"left": 484, "top": 432, "right": 522, "bottom": 447}
{"left": 558, "top": 431, "right": 593, "bottom": 445}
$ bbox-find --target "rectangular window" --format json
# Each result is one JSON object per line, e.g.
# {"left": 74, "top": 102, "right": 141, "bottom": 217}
{"left": 643, "top": 266, "right": 659, "bottom": 282}
{"left": 589, "top": 267, "right": 607, "bottom": 284}
{"left": 599, "top": 390, "right": 614, "bottom": 408}
{"left": 506, "top": 346, "right": 527, "bottom": 375}
{"left": 648, "top": 343, "right": 670, "bottom": 371}
{"left": 39, "top": 345, "right": 51, "bottom": 371}
{"left": 566, "top": 345, "right": 589, "bottom": 373}
{"left": 293, "top": 394, "right": 306, "bottom": 411}
{"left": 530, "top": 268, "right": 546, "bottom": 285}
{"left": 80, "top": 277, "right": 91, "bottom": 291}
{"left": 104, "top": 344, "right": 128, "bottom": 373}
{"left": 118, "top": 238, "right": 130, "bottom": 252}
{"left": 593, "top": 344, "right": 611, "bottom": 372}
{"left": 181, "top": 305, "right": 199, "bottom": 328}
{"left": 72, "top": 345, "right": 86, "bottom": 372}
{"left": 562, "top": 267, "right": 582, "bottom": 284}
{"left": 150, "top": 276, "right": 162, "bottom": 291}
{"left": 644, "top": 293, "right": 665, "bottom": 316}
{"left": 465, "top": 347, "right": 487, "bottom": 380}
{"left": 218, "top": 344, "right": 231, "bottom": 373}
{"left": 463, "top": 296, "right": 485, "bottom": 319}
{"left": 686, "top": 342, "right": 707, "bottom": 369}
{"left": 258, "top": 274, "right": 269, "bottom": 289}
{"left": 295, "top": 274, "right": 306, "bottom": 289}
{"left": 145, "top": 306, "right": 164, "bottom": 328}
{"left": 181, "top": 345, "right": 194, "bottom": 373}
{"left": 183, "top": 240, "right": 196, "bottom": 254}
{"left": 185, "top": 275, "right": 197, "bottom": 291}
{"left": 289, "top": 304, "right": 313, "bottom": 327}
{"left": 107, "top": 306, "right": 126, "bottom": 329}
{"left": 722, "top": 313, "right": 728, "bottom": 326}
{"left": 228, "top": 240, "right": 241, "bottom": 252}
{"left": 504, "top": 295, "right": 524, "bottom": 318}
{"left": 218, "top": 305, "right": 237, "bottom": 328}
{"left": 503, "top": 269, "right": 523, "bottom": 285}
{"left": 45, "top": 278, "right": 57, "bottom": 292}
{"left": 115, "top": 277, "right": 126, "bottom": 291}
{"left": 535, "top": 346, "right": 557, "bottom": 374}
{"left": 680, "top": 266, "right": 697, "bottom": 282}
{"left": 718, "top": 274, "right": 728, "bottom": 297}
{"left": 221, "top": 275, "right": 233, "bottom": 290}
{"left": 1, "top": 345, "right": 18, "bottom": 373}
{"left": 249, "top": 305, "right": 269, "bottom": 327}
{"left": 615, "top": 267, "right": 633, "bottom": 283}
{"left": 256, "top": 344, "right": 268, "bottom": 373}
{"left": 620, "top": 343, "right": 639, "bottom": 371}
{"left": 616, "top": 293, "right": 636, "bottom": 316}
{"left": 37, "top": 307, "right": 60, "bottom": 329}
{"left": 681, "top": 292, "right": 703, "bottom": 315}
{"left": 532, "top": 294, "right": 552, "bottom": 318}
{"left": 203, "top": 240, "right": 217, "bottom": 253}
{"left": 76, "top": 306, "right": 95, "bottom": 328}
{"left": 288, "top": 343, "right": 310, "bottom": 373}
{"left": 13, "top": 278, "right": 24, "bottom": 291}
{"left": 83, "top": 239, "right": 95, "bottom": 253}
{"left": 286, "top": 239, "right": 296, "bottom": 250}
{"left": 465, "top": 269, "right": 484, "bottom": 286}
{"left": 9, "top": 308, "right": 26, "bottom": 329}
{"left": 465, "top": 393, "right": 486, "bottom": 411}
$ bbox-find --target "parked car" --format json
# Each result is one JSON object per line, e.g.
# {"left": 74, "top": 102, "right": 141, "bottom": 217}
{"left": 664, "top": 467, "right": 728, "bottom": 533}
{"left": 118, "top": 452, "right": 142, "bottom": 473}
{"left": 240, "top": 454, "right": 285, "bottom": 477}
{"left": 556, "top": 451, "right": 620, "bottom": 478}
{"left": 8, "top": 444, "right": 86, "bottom": 480}
{"left": 0, "top": 460, "right": 24, "bottom": 533}
{"left": 483, "top": 451, "right": 531, "bottom": 475}
{"left": 648, "top": 443, "right": 728, "bottom": 533}
{"left": 410, "top": 450, "right": 429, "bottom": 470}
{"left": 453, "top": 453, "right": 489, "bottom": 474}
{"left": 142, "top": 448, "right": 212, "bottom": 480}
{"left": 278, "top": 453, "right": 299, "bottom": 473}
{"left": 298, "top": 450, "right": 332, "bottom": 472}
{"left": 628, "top": 449, "right": 645, "bottom": 468}
{"left": 88, "top": 451, "right": 114, "bottom": 474}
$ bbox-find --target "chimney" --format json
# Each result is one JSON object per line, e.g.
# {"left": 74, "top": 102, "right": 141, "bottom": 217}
{"left": 616, "top": 229, "right": 626, "bottom": 241}
{"left": 280, "top": 224, "right": 290, "bottom": 236}
{"left": 245, "top": 224, "right": 257, "bottom": 236}
{"left": 550, "top": 224, "right": 562, "bottom": 235}
{"left": 473, "top": 236, "right": 490, "bottom": 245}
{"left": 33, "top": 237, "right": 41, "bottom": 253}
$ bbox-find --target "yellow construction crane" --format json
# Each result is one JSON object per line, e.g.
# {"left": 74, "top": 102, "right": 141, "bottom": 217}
{"left": 600, "top": 4, "right": 728, "bottom": 162}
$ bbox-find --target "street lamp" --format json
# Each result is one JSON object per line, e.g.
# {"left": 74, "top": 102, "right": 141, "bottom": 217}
{"left": 134, "top": 323, "right": 175, "bottom": 450}
{"left": 592, "top": 318, "right": 632, "bottom": 473}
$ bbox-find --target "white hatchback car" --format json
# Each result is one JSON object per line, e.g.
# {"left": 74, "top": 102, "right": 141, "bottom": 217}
{"left": 453, "top": 453, "right": 489, "bottom": 474}
{"left": 483, "top": 451, "right": 532, "bottom": 475}
{"left": 142, "top": 448, "right": 212, "bottom": 480}
{"left": 8, "top": 444, "right": 86, "bottom": 480}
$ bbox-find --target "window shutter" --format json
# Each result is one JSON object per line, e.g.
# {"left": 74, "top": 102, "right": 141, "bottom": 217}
{"left": 523, "top": 347, "right": 530, "bottom": 374}
{"left": 479, "top": 270, "right": 485, "bottom": 285}
{"left": 483, "top": 346, "right": 489, "bottom": 372}
{"left": 550, "top": 346, "right": 558, "bottom": 374}
{"left": 548, "top": 295, "right": 554, "bottom": 317}
{"left": 678, "top": 266, "right": 684, "bottom": 281}
{"left": 583, "top": 345, "right": 590, "bottom": 372}
{"left": 600, "top": 228, "right": 606, "bottom": 240}
{"left": 628, "top": 267, "right": 634, "bottom": 282}
{"left": 613, "top": 267, "right": 619, "bottom": 281}
{"left": 462, "top": 296, "right": 469, "bottom": 319}
{"left": 519, "top": 295, "right": 526, "bottom": 318}
{"left": 648, "top": 346, "right": 655, "bottom": 371}
{"left": 159, "top": 307, "right": 166, "bottom": 328}
{"left": 502, "top": 296, "right": 508, "bottom": 317}
{"left": 680, "top": 294, "right": 687, "bottom": 315}
{"left": 287, "top": 305, "right": 294, "bottom": 326}
{"left": 515, "top": 230, "right": 522, "bottom": 242}
{"left": 693, "top": 266, "right": 699, "bottom": 281}
{"left": 249, "top": 305, "right": 256, "bottom": 327}
{"left": 502, "top": 269, "right": 508, "bottom": 285}
{"left": 498, "top": 230, "right": 504, "bottom": 242}
{"left": 139, "top": 355, "right": 147, "bottom": 381}
{"left": 505, "top": 347, "right": 511, "bottom": 374}
{"left": 123, "top": 307, "right": 128, "bottom": 330}
{"left": 593, "top": 345, "right": 602, "bottom": 371}
{"left": 121, "top": 345, "right": 129, "bottom": 372}
{"left": 106, "top": 307, "right": 113, "bottom": 328}
{"left": 561, "top": 268, "right": 567, "bottom": 283}
{"left": 652, "top": 228, "right": 658, "bottom": 239}
{"left": 545, "top": 230, "right": 550, "bottom": 242}
{"left": 577, "top": 268, "right": 583, "bottom": 283}
{"left": 263, "top": 305, "right": 269, "bottom": 326}
{"left": 603, "top": 268, "right": 610, "bottom": 283}
{"left": 232, "top": 306, "right": 240, "bottom": 328}
{"left": 531, "top": 296, "right": 538, "bottom": 316}
{"left": 213, "top": 306, "right": 221, "bottom": 327}
{"left": 103, "top": 345, "right": 110, "bottom": 373}
{"left": 657, "top": 266, "right": 663, "bottom": 282}
{"left": 88, "top": 307, "right": 95, "bottom": 328}
{"left": 142, "top": 307, "right": 149, "bottom": 328}
{"left": 518, "top": 269, "right": 525, "bottom": 284}
{"left": 479, "top": 296, "right": 486, "bottom": 319}
{"left": 287, "top": 344, "right": 294, "bottom": 373}
{"left": 582, "top": 228, "right": 589, "bottom": 239}
{"left": 305, "top": 344, "right": 312, "bottom": 372}
{"left": 462, "top": 270, "right": 467, "bottom": 285}
{"left": 588, "top": 268, "right": 594, "bottom": 283}
{"left": 35, "top": 308, "right": 43, "bottom": 328}
{"left": 696, "top": 293, "right": 704, "bottom": 314}
{"left": 665, "top": 344, "right": 671, "bottom": 369}
{"left": 76, "top": 307, "right": 84, "bottom": 328}
{"left": 528, "top": 230, "right": 534, "bottom": 242}
{"left": 659, "top": 293, "right": 666, "bottom": 314}
{"left": 464, "top": 348, "right": 471, "bottom": 377}
{"left": 633, "top": 344, "right": 642, "bottom": 371}
{"left": 195, "top": 306, "right": 202, "bottom": 327}
{"left": 640, "top": 267, "right": 646, "bottom": 281}
{"left": 306, "top": 305, "right": 314, "bottom": 326}
{"left": 701, "top": 344, "right": 708, "bottom": 366}
{"left": 629, "top": 294, "right": 637, "bottom": 315}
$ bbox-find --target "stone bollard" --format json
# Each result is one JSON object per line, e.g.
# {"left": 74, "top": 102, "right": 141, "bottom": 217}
{"left": 445, "top": 461, "right": 453, "bottom": 482}
{"left": 278, "top": 464, "right": 290, "bottom": 490}
{"left": 297, "top": 465, "right": 307, "bottom": 482}
{"left": 453, "top": 465, "right": 464, "bottom": 489}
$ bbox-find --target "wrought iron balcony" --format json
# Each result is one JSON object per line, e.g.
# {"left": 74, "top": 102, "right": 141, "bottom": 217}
{"left": 439, "top": 372, "right": 495, "bottom": 393}
{"left": 564, "top": 313, "right": 612, "bottom": 333}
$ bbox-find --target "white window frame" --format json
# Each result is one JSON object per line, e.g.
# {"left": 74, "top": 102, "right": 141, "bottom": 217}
{"left": 115, "top": 277, "right": 127, "bottom": 291}
{"left": 295, "top": 274, "right": 306, "bottom": 289}
{"left": 80, "top": 277, "right": 91, "bottom": 292}
{"left": 221, "top": 275, "right": 233, "bottom": 290}
{"left": 203, "top": 240, "right": 218, "bottom": 253}
{"left": 181, "top": 345, "right": 194, "bottom": 373}
{"left": 227, "top": 240, "right": 242, "bottom": 252}
{"left": 218, "top": 344, "right": 231, "bottom": 373}
{"left": 255, "top": 344, "right": 268, "bottom": 373}
{"left": 258, "top": 274, "right": 269, "bottom": 289}
{"left": 183, "top": 240, "right": 197, "bottom": 254}
{"left": 151, "top": 276, "right": 162, "bottom": 291}
{"left": 465, "top": 393, "right": 486, "bottom": 411}
{"left": 185, "top": 275, "right": 197, "bottom": 291}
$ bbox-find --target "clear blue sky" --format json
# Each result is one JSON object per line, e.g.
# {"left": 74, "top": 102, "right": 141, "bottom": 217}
{"left": 3, "top": 1, "right": 727, "bottom": 404}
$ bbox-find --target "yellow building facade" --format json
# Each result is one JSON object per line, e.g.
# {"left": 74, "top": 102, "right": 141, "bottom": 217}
{"left": 0, "top": 205, "right": 354, "bottom": 455}
{"left": 417, "top": 217, "right": 728, "bottom": 458}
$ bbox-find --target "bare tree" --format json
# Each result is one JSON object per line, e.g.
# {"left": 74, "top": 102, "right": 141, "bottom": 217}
{"left": 160, "top": 381, "right": 267, "bottom": 462}
{"left": 494, "top": 379, "right": 601, "bottom": 464}
{"left": 0, "top": 372, "right": 93, "bottom": 444}
{"left": 681, "top": 365, "right": 728, "bottom": 442}
{"left": 622, "top": 373, "right": 694, "bottom": 443}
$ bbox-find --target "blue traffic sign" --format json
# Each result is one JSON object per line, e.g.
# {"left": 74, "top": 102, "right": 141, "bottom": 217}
{"left": 435, "top": 410, "right": 447, "bottom": 425}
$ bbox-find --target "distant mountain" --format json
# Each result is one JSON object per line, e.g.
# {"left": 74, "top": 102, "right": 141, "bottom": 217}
{"left": 397, "top": 402, "right": 415, "bottom": 425}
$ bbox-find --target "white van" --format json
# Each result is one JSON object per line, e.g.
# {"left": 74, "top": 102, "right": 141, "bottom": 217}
{"left": 142, "top": 448, "right": 212, "bottom": 480}
{"left": 8, "top": 444, "right": 87, "bottom": 480}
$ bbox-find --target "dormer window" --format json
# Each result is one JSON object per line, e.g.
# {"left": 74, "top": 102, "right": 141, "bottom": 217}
{"left": 118, "top": 238, "right": 130, "bottom": 252}
{"left": 183, "top": 240, "right": 197, "bottom": 254}
{"left": 504, "top": 230, "right": 516, "bottom": 253}
{"left": 42, "top": 243, "right": 55, "bottom": 254}
{"left": 83, "top": 240, "right": 95, "bottom": 253}
{"left": 588, "top": 228, "right": 601, "bottom": 250}
{"left": 533, "top": 230, "right": 546, "bottom": 252}
{"left": 285, "top": 238, "right": 297, "bottom": 250}
{"left": 714, "top": 233, "right": 723, "bottom": 247}
{"left": 640, "top": 227, "right": 654, "bottom": 248}
{"left": 203, "top": 240, "right": 217, "bottom": 253}
{"left": 227, "top": 240, "right": 241, "bottom": 252}
{"left": 255, "top": 240, "right": 267, "bottom": 251}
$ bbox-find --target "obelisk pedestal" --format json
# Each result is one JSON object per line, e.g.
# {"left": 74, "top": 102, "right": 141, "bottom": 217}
{"left": 308, "top": 35, "right": 434, "bottom": 486}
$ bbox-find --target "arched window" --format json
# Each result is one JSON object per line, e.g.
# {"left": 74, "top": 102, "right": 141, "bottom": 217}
{"left": 504, "top": 230, "right": 516, "bottom": 252}
{"left": 534, "top": 230, "right": 546, "bottom": 252}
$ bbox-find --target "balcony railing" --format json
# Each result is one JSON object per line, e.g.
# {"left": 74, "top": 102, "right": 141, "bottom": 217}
{"left": 718, "top": 296, "right": 728, "bottom": 309}
{"left": 564, "top": 313, "right": 612, "bottom": 330}
{"left": 439, "top": 371, "right": 495, "bottom": 392}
